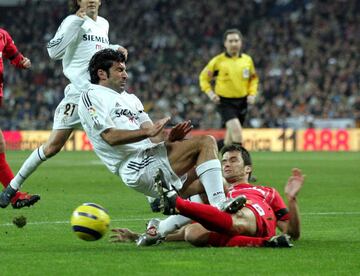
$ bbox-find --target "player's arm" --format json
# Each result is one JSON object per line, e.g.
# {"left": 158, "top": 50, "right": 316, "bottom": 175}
{"left": 47, "top": 13, "right": 85, "bottom": 59}
{"left": 247, "top": 57, "right": 259, "bottom": 104}
{"left": 101, "top": 117, "right": 170, "bottom": 146}
{"left": 132, "top": 95, "right": 167, "bottom": 143}
{"left": 140, "top": 121, "right": 165, "bottom": 144}
{"left": 269, "top": 188, "right": 292, "bottom": 236}
{"left": 110, "top": 228, "right": 140, "bottom": 243}
{"left": 110, "top": 225, "right": 186, "bottom": 243}
{"left": 199, "top": 58, "right": 220, "bottom": 103}
{"left": 276, "top": 220, "right": 288, "bottom": 234}
{"left": 108, "top": 44, "right": 128, "bottom": 60}
{"left": 167, "top": 120, "right": 193, "bottom": 142}
{"left": 2, "top": 30, "right": 30, "bottom": 69}
{"left": 283, "top": 168, "right": 305, "bottom": 240}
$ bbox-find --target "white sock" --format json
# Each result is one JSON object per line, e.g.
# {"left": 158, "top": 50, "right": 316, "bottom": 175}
{"left": 195, "top": 159, "right": 225, "bottom": 206}
{"left": 157, "top": 194, "right": 204, "bottom": 237}
{"left": 10, "top": 145, "right": 47, "bottom": 190}
{"left": 158, "top": 215, "right": 191, "bottom": 237}
{"left": 188, "top": 194, "right": 204, "bottom": 203}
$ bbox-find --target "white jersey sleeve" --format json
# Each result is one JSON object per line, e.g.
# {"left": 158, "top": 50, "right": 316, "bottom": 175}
{"left": 131, "top": 94, "right": 152, "bottom": 125}
{"left": 80, "top": 90, "right": 115, "bottom": 136}
{"left": 47, "top": 15, "right": 84, "bottom": 60}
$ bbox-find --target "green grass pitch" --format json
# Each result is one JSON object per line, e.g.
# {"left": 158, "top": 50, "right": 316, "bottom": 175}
{"left": 1, "top": 151, "right": 359, "bottom": 275}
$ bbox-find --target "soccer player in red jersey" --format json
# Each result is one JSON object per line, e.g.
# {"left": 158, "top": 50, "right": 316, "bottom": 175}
{"left": 111, "top": 144, "right": 304, "bottom": 247}
{"left": 160, "top": 144, "right": 303, "bottom": 247}
{"left": 0, "top": 28, "right": 40, "bottom": 208}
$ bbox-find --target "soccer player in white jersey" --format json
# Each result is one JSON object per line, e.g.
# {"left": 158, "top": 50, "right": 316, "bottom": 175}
{"left": 0, "top": 0, "right": 127, "bottom": 208}
{"left": 77, "top": 48, "right": 227, "bottom": 245}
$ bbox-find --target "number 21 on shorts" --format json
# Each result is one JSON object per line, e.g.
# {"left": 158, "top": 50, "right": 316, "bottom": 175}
{"left": 64, "top": 103, "right": 76, "bottom": 117}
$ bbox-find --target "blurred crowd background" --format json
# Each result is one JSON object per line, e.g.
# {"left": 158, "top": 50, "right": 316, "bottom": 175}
{"left": 0, "top": 0, "right": 359, "bottom": 130}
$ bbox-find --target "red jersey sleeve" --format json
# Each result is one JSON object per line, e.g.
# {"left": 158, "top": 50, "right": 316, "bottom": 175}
{"left": 2, "top": 29, "right": 25, "bottom": 68}
{"left": 268, "top": 188, "right": 289, "bottom": 221}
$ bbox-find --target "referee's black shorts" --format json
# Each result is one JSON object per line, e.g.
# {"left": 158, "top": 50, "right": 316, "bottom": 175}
{"left": 217, "top": 96, "right": 248, "bottom": 126}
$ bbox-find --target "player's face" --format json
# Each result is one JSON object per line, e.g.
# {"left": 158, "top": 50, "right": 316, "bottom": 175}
{"left": 224, "top": 33, "right": 242, "bottom": 56}
{"left": 221, "top": 151, "right": 250, "bottom": 183}
{"left": 78, "top": 0, "right": 101, "bottom": 17}
{"left": 107, "top": 61, "right": 128, "bottom": 92}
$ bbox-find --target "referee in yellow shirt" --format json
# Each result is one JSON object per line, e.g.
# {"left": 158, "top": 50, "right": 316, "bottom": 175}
{"left": 199, "top": 28, "right": 259, "bottom": 146}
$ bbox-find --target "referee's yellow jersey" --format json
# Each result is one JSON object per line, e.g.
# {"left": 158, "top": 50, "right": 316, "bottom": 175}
{"left": 199, "top": 52, "right": 259, "bottom": 98}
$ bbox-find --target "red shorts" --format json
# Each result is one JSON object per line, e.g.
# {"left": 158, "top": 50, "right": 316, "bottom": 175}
{"left": 245, "top": 200, "right": 277, "bottom": 237}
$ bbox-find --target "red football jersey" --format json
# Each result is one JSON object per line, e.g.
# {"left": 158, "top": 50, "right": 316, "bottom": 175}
{"left": 0, "top": 28, "right": 25, "bottom": 99}
{"left": 227, "top": 183, "right": 289, "bottom": 221}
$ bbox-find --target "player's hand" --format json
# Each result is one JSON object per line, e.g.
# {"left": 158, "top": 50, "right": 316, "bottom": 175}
{"left": 285, "top": 168, "right": 305, "bottom": 200}
{"left": 117, "top": 46, "right": 128, "bottom": 60}
{"left": 20, "top": 57, "right": 31, "bottom": 69}
{"left": 146, "top": 117, "right": 170, "bottom": 137}
{"left": 247, "top": 95, "right": 256, "bottom": 105}
{"left": 167, "top": 120, "right": 193, "bottom": 142}
{"left": 76, "top": 7, "right": 86, "bottom": 18}
{"left": 207, "top": 91, "right": 220, "bottom": 104}
{"left": 110, "top": 228, "right": 139, "bottom": 243}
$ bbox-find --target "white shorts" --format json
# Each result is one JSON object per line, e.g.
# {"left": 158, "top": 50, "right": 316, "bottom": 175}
{"left": 52, "top": 84, "right": 82, "bottom": 130}
{"left": 119, "top": 142, "right": 183, "bottom": 198}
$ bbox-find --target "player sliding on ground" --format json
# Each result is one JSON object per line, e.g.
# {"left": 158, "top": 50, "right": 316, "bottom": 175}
{"left": 49, "top": 48, "right": 227, "bottom": 241}
{"left": 111, "top": 144, "right": 305, "bottom": 247}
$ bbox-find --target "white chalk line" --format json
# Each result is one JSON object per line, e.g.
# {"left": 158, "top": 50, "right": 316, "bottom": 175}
{"left": 0, "top": 217, "right": 148, "bottom": 227}
{"left": 1, "top": 212, "right": 360, "bottom": 227}
{"left": 303, "top": 212, "right": 360, "bottom": 216}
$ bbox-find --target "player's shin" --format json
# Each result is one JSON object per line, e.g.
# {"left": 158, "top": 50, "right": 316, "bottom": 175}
{"left": 158, "top": 215, "right": 192, "bottom": 237}
{"left": 175, "top": 197, "right": 233, "bottom": 234}
{"left": 195, "top": 159, "right": 225, "bottom": 206}
{"left": 9, "top": 145, "right": 47, "bottom": 190}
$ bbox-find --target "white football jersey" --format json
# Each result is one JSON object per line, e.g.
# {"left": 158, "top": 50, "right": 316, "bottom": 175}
{"left": 78, "top": 84, "right": 155, "bottom": 177}
{"left": 47, "top": 15, "right": 119, "bottom": 101}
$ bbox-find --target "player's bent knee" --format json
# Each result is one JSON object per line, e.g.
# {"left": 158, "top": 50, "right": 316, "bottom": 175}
{"left": 197, "top": 135, "right": 217, "bottom": 148}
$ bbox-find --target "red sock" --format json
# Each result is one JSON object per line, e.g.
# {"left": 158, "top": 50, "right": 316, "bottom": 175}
{"left": 175, "top": 197, "right": 233, "bottom": 234}
{"left": 0, "top": 152, "right": 14, "bottom": 188}
{"left": 226, "top": 235, "right": 267, "bottom": 247}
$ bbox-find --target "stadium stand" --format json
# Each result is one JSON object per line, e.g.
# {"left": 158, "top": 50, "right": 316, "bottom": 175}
{"left": 0, "top": 0, "right": 359, "bottom": 130}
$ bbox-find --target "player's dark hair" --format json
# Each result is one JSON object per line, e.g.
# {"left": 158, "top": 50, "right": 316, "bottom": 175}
{"left": 223, "top": 28, "right": 243, "bottom": 42}
{"left": 68, "top": 0, "right": 80, "bottom": 13}
{"left": 89, "top": 49, "right": 126, "bottom": 84}
{"left": 220, "top": 143, "right": 252, "bottom": 166}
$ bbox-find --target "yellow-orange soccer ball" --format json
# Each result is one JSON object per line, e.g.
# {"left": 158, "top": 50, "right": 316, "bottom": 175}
{"left": 70, "top": 203, "right": 110, "bottom": 241}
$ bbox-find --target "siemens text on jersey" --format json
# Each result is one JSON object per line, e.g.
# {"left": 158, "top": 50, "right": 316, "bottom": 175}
{"left": 82, "top": 34, "right": 109, "bottom": 44}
